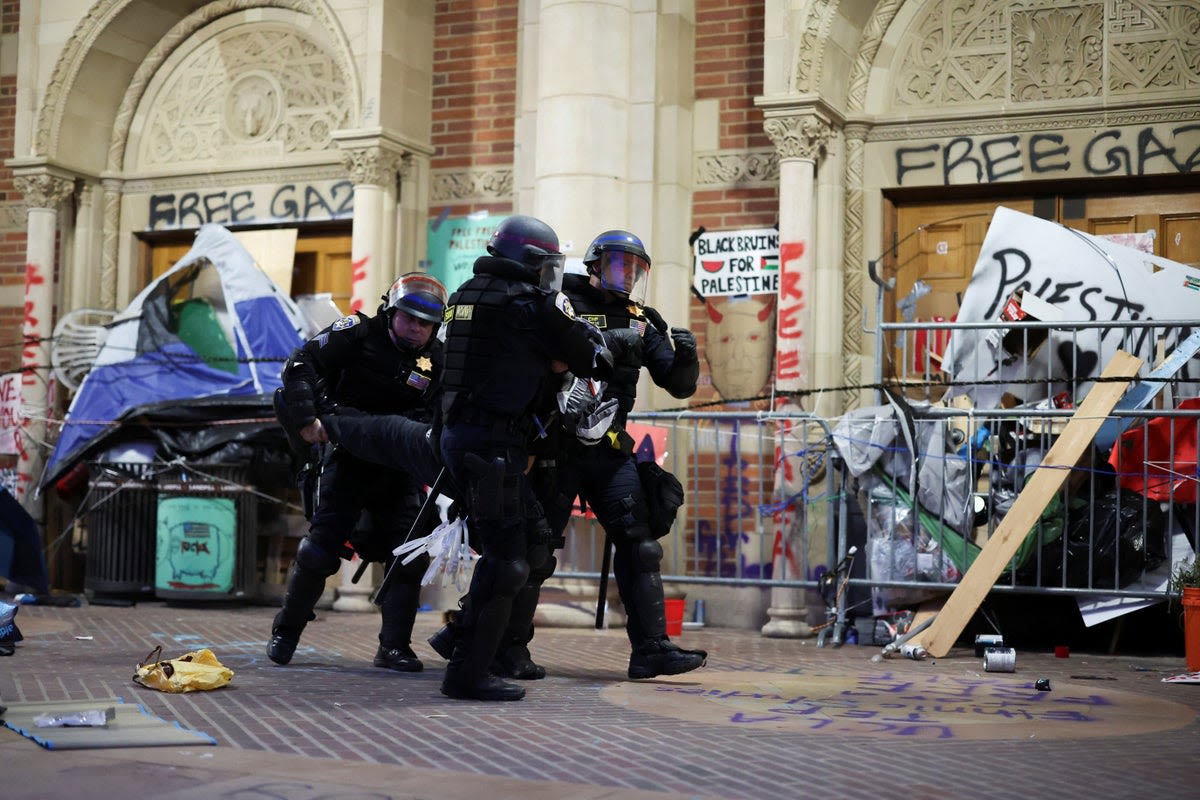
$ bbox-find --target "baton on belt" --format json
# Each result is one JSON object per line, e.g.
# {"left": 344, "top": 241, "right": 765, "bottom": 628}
{"left": 371, "top": 468, "right": 449, "bottom": 607}
{"left": 595, "top": 531, "right": 613, "bottom": 629}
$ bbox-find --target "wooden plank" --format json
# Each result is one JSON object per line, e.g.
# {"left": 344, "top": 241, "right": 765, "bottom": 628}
{"left": 911, "top": 350, "right": 1144, "bottom": 658}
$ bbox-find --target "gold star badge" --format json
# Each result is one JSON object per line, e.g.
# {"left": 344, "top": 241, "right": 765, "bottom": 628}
{"left": 627, "top": 303, "right": 642, "bottom": 317}
{"left": 416, "top": 356, "right": 432, "bottom": 372}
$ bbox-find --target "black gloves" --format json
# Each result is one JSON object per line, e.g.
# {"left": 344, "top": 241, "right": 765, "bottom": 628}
{"left": 670, "top": 327, "right": 697, "bottom": 359}
{"left": 642, "top": 306, "right": 668, "bottom": 333}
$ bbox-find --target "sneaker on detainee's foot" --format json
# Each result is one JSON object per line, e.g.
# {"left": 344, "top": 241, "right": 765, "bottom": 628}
{"left": 628, "top": 638, "right": 707, "bottom": 680}
{"left": 373, "top": 644, "right": 423, "bottom": 672}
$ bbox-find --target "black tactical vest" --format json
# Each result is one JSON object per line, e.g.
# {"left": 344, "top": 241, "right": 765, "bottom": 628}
{"left": 562, "top": 274, "right": 648, "bottom": 416}
{"left": 441, "top": 265, "right": 549, "bottom": 420}
{"left": 329, "top": 314, "right": 440, "bottom": 421}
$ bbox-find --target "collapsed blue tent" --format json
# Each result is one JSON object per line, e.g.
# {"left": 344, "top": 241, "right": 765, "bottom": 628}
{"left": 41, "top": 224, "right": 307, "bottom": 490}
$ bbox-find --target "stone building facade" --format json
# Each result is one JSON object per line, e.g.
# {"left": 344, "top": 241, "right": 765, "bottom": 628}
{"left": 0, "top": 1, "right": 1197, "bottom": 605}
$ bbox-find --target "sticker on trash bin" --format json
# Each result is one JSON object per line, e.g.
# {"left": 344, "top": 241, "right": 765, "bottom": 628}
{"left": 155, "top": 496, "right": 237, "bottom": 592}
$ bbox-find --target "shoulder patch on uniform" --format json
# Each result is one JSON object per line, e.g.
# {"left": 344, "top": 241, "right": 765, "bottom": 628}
{"left": 331, "top": 315, "right": 360, "bottom": 331}
{"left": 629, "top": 319, "right": 647, "bottom": 336}
{"left": 554, "top": 292, "right": 577, "bottom": 319}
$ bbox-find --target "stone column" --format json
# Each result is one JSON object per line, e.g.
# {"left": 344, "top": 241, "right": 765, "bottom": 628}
{"left": 12, "top": 170, "right": 75, "bottom": 511}
{"left": 760, "top": 112, "right": 831, "bottom": 638}
{"left": 99, "top": 177, "right": 123, "bottom": 310}
{"left": 337, "top": 136, "right": 405, "bottom": 317}
{"left": 332, "top": 135, "right": 405, "bottom": 612}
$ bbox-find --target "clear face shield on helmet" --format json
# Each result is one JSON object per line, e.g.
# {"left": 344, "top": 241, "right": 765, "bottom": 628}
{"left": 596, "top": 250, "right": 650, "bottom": 304}
{"left": 535, "top": 253, "right": 567, "bottom": 293}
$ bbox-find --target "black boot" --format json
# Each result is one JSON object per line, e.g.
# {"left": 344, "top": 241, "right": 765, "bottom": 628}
{"left": 428, "top": 621, "right": 456, "bottom": 660}
{"left": 374, "top": 644, "right": 423, "bottom": 672}
{"left": 628, "top": 638, "right": 707, "bottom": 680}
{"left": 377, "top": 575, "right": 424, "bottom": 672}
{"left": 266, "top": 559, "right": 328, "bottom": 665}
{"left": 489, "top": 578, "right": 546, "bottom": 679}
{"left": 492, "top": 641, "right": 546, "bottom": 680}
{"left": 441, "top": 591, "right": 524, "bottom": 701}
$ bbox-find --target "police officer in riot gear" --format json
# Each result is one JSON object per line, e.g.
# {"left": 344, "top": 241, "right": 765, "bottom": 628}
{"left": 495, "top": 229, "right": 707, "bottom": 681}
{"left": 438, "top": 214, "right": 612, "bottom": 701}
{"left": 268, "top": 272, "right": 447, "bottom": 672}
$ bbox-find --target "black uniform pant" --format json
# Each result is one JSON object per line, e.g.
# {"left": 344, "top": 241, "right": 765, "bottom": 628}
{"left": 440, "top": 421, "right": 546, "bottom": 686}
{"left": 522, "top": 440, "right": 667, "bottom": 650}
{"left": 275, "top": 447, "right": 431, "bottom": 650}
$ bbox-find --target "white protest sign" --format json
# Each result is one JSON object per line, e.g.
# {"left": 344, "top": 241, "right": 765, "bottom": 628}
{"left": 692, "top": 228, "right": 780, "bottom": 297}
{"left": 0, "top": 372, "right": 20, "bottom": 455}
{"left": 945, "top": 206, "right": 1200, "bottom": 408}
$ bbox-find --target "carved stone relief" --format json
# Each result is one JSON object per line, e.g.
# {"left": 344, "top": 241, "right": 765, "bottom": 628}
{"left": 139, "top": 25, "right": 352, "bottom": 167}
{"left": 892, "top": 0, "right": 1200, "bottom": 109}
{"left": 694, "top": 150, "right": 779, "bottom": 187}
{"left": 429, "top": 169, "right": 515, "bottom": 204}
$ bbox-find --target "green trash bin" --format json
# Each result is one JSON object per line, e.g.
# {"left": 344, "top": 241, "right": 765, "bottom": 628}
{"left": 154, "top": 465, "right": 256, "bottom": 601}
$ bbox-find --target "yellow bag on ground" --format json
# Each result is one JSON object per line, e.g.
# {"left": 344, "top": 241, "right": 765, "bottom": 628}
{"left": 133, "top": 645, "right": 233, "bottom": 693}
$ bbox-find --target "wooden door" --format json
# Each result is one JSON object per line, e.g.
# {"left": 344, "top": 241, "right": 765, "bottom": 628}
{"left": 1068, "top": 190, "right": 1200, "bottom": 267}
{"left": 145, "top": 230, "right": 353, "bottom": 312}
{"left": 887, "top": 190, "right": 1200, "bottom": 382}
{"left": 889, "top": 198, "right": 1034, "bottom": 381}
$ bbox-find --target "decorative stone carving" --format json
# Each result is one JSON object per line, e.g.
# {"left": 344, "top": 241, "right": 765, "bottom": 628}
{"left": 1108, "top": 0, "right": 1200, "bottom": 93}
{"left": 792, "top": 0, "right": 834, "bottom": 94}
{"left": 140, "top": 25, "right": 352, "bottom": 166}
{"left": 694, "top": 150, "right": 779, "bottom": 187}
{"left": 893, "top": 0, "right": 1007, "bottom": 107}
{"left": 840, "top": 125, "right": 868, "bottom": 413}
{"left": 891, "top": 0, "right": 1200, "bottom": 109}
{"left": 42, "top": 0, "right": 357, "bottom": 163}
{"left": 847, "top": 0, "right": 902, "bottom": 113}
{"left": 430, "top": 169, "right": 515, "bottom": 203}
{"left": 764, "top": 116, "right": 832, "bottom": 162}
{"left": 343, "top": 146, "right": 404, "bottom": 187}
{"left": 0, "top": 202, "right": 26, "bottom": 230}
{"left": 14, "top": 174, "right": 75, "bottom": 210}
{"left": 1012, "top": 4, "right": 1104, "bottom": 101}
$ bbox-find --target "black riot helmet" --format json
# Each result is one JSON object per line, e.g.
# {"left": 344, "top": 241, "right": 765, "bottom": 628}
{"left": 383, "top": 272, "right": 448, "bottom": 324}
{"left": 582, "top": 229, "right": 651, "bottom": 303}
{"left": 487, "top": 214, "right": 566, "bottom": 291}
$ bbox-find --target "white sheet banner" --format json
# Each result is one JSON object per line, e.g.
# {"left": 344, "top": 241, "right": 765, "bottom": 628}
{"left": 945, "top": 207, "right": 1200, "bottom": 408}
{"left": 692, "top": 228, "right": 780, "bottom": 297}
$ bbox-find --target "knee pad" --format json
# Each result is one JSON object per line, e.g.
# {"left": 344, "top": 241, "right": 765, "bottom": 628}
{"left": 474, "top": 555, "right": 530, "bottom": 599}
{"left": 495, "top": 557, "right": 531, "bottom": 596}
{"left": 296, "top": 537, "right": 342, "bottom": 577}
{"left": 633, "top": 537, "right": 663, "bottom": 574}
{"left": 527, "top": 552, "right": 558, "bottom": 588}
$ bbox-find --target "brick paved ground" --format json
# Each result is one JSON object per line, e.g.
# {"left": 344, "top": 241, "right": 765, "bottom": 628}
{"left": 3, "top": 599, "right": 1200, "bottom": 800}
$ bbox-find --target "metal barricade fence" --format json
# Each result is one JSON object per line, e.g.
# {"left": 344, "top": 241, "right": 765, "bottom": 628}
{"left": 866, "top": 310, "right": 1200, "bottom": 613}
{"left": 551, "top": 411, "right": 848, "bottom": 629}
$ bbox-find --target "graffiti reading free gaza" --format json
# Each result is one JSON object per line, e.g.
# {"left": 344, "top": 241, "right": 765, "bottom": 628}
{"left": 894, "top": 124, "right": 1200, "bottom": 185}
{"left": 148, "top": 181, "right": 354, "bottom": 229}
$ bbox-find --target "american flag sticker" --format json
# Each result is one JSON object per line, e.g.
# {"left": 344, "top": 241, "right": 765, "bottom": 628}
{"left": 407, "top": 371, "right": 431, "bottom": 391}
